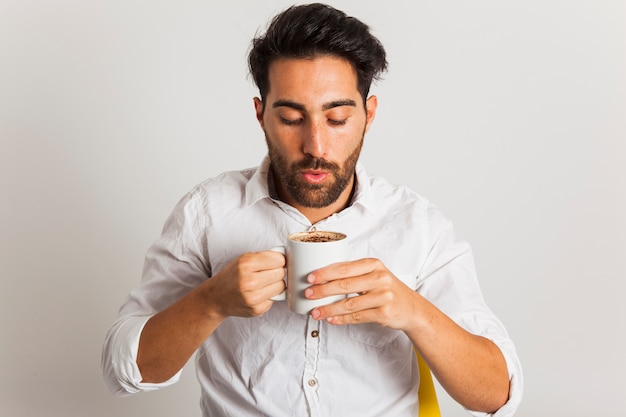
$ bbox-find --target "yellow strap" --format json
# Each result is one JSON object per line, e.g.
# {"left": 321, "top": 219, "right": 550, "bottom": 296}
{"left": 417, "top": 351, "right": 441, "bottom": 417}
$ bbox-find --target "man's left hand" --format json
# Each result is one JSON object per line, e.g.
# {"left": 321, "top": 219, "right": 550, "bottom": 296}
{"left": 304, "top": 258, "right": 419, "bottom": 331}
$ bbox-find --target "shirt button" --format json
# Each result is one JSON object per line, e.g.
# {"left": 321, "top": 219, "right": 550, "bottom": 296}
{"left": 308, "top": 378, "right": 317, "bottom": 387}
{"left": 311, "top": 330, "right": 319, "bottom": 338}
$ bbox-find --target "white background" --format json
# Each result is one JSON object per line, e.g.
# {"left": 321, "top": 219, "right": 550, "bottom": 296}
{"left": 1, "top": 1, "right": 624, "bottom": 416}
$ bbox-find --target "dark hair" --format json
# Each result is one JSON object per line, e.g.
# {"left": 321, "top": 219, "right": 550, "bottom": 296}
{"left": 248, "top": 3, "right": 388, "bottom": 103}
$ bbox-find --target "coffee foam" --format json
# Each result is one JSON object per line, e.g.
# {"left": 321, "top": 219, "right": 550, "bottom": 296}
{"left": 289, "top": 231, "right": 346, "bottom": 243}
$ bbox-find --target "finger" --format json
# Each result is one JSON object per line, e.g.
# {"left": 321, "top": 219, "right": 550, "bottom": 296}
{"left": 312, "top": 291, "right": 381, "bottom": 321}
{"left": 241, "top": 270, "right": 286, "bottom": 306}
{"left": 325, "top": 309, "right": 379, "bottom": 325}
{"left": 324, "top": 294, "right": 396, "bottom": 326}
{"left": 305, "top": 268, "right": 386, "bottom": 300}
{"left": 262, "top": 278, "right": 287, "bottom": 302}
{"left": 305, "top": 278, "right": 362, "bottom": 301}
{"left": 307, "top": 258, "right": 381, "bottom": 284}
{"left": 255, "top": 250, "right": 286, "bottom": 269}
{"left": 251, "top": 266, "right": 286, "bottom": 293}
{"left": 233, "top": 251, "right": 285, "bottom": 283}
{"left": 245, "top": 298, "right": 276, "bottom": 318}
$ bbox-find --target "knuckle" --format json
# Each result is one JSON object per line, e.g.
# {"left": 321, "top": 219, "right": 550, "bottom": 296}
{"left": 251, "top": 301, "right": 271, "bottom": 317}
{"left": 365, "top": 257, "right": 382, "bottom": 268}
{"left": 337, "top": 262, "right": 352, "bottom": 276}
{"left": 374, "top": 270, "right": 392, "bottom": 287}
{"left": 236, "top": 252, "right": 255, "bottom": 270}
{"left": 344, "top": 297, "right": 357, "bottom": 310}
{"left": 351, "top": 311, "right": 363, "bottom": 322}
{"left": 339, "top": 279, "right": 352, "bottom": 292}
{"left": 245, "top": 292, "right": 263, "bottom": 306}
{"left": 238, "top": 278, "right": 256, "bottom": 294}
{"left": 381, "top": 289, "right": 394, "bottom": 303}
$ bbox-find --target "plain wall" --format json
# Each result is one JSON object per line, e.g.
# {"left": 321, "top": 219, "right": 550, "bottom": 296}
{"left": 1, "top": 1, "right": 624, "bottom": 416}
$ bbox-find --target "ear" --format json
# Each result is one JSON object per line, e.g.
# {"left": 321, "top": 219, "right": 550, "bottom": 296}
{"left": 364, "top": 95, "right": 378, "bottom": 134}
{"left": 253, "top": 97, "right": 264, "bottom": 128}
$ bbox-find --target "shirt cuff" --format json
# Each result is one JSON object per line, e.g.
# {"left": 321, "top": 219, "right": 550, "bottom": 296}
{"left": 107, "top": 315, "right": 182, "bottom": 395}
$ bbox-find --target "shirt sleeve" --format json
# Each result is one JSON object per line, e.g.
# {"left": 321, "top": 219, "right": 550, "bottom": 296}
{"left": 417, "top": 206, "right": 524, "bottom": 417}
{"left": 101, "top": 314, "right": 182, "bottom": 396}
{"left": 101, "top": 190, "right": 210, "bottom": 396}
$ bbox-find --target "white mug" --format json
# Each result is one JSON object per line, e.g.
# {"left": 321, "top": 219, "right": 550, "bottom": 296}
{"left": 271, "top": 230, "right": 348, "bottom": 315}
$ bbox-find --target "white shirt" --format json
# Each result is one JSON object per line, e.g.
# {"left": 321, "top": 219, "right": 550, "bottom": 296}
{"left": 102, "top": 156, "right": 523, "bottom": 416}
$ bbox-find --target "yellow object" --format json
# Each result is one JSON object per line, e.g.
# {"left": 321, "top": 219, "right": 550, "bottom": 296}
{"left": 417, "top": 351, "right": 441, "bottom": 417}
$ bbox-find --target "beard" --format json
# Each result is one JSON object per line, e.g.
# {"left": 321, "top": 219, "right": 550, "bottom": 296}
{"left": 266, "top": 134, "right": 363, "bottom": 209}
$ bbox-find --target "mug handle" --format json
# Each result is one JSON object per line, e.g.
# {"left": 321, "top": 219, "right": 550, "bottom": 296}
{"left": 269, "top": 246, "right": 287, "bottom": 301}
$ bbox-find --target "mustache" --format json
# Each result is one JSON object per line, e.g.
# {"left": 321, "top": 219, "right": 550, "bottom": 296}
{"left": 293, "top": 156, "right": 339, "bottom": 171}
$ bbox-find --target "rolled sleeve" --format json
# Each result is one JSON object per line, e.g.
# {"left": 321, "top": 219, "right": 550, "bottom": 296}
{"left": 101, "top": 190, "right": 208, "bottom": 396}
{"left": 101, "top": 314, "right": 182, "bottom": 396}
{"left": 418, "top": 209, "right": 523, "bottom": 416}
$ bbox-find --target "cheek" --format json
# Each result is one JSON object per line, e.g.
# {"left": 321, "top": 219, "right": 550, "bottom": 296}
{"left": 265, "top": 127, "right": 301, "bottom": 155}
{"left": 336, "top": 128, "right": 364, "bottom": 152}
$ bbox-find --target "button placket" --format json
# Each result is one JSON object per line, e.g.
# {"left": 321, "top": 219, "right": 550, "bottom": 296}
{"left": 302, "top": 317, "right": 321, "bottom": 415}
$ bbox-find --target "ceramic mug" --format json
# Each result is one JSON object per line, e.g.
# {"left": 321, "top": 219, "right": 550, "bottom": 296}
{"left": 271, "top": 230, "right": 348, "bottom": 314}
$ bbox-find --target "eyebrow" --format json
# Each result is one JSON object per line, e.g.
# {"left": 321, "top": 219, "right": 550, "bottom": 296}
{"left": 272, "top": 99, "right": 357, "bottom": 111}
{"left": 272, "top": 99, "right": 305, "bottom": 111}
{"left": 322, "top": 99, "right": 357, "bottom": 110}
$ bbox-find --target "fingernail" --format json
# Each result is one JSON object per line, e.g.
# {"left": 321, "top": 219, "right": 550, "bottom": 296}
{"left": 304, "top": 288, "right": 313, "bottom": 298}
{"left": 311, "top": 309, "right": 321, "bottom": 319}
{"left": 307, "top": 274, "right": 315, "bottom": 283}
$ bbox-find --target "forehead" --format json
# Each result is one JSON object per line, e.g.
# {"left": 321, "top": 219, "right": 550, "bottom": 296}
{"left": 265, "top": 56, "right": 361, "bottom": 106}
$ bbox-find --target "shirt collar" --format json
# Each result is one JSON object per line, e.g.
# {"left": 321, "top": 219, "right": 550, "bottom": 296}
{"left": 351, "top": 162, "right": 375, "bottom": 214}
{"left": 244, "top": 155, "right": 375, "bottom": 215}
{"left": 244, "top": 156, "right": 273, "bottom": 207}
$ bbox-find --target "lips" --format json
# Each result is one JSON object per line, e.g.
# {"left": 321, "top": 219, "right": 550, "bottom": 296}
{"left": 301, "top": 170, "right": 330, "bottom": 184}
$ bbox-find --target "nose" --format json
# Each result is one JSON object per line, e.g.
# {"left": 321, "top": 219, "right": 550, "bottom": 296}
{"left": 302, "top": 119, "right": 327, "bottom": 159}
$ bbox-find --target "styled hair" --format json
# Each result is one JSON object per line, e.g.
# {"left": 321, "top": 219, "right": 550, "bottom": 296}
{"left": 248, "top": 3, "right": 388, "bottom": 103}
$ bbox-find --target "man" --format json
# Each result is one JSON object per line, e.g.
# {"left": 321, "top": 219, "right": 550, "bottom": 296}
{"left": 102, "top": 3, "right": 522, "bottom": 416}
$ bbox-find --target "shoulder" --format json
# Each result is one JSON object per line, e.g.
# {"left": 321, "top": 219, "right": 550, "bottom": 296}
{"left": 367, "top": 173, "right": 430, "bottom": 212}
{"left": 363, "top": 171, "right": 453, "bottom": 230}
{"left": 190, "top": 166, "right": 257, "bottom": 198}
{"left": 166, "top": 166, "right": 260, "bottom": 227}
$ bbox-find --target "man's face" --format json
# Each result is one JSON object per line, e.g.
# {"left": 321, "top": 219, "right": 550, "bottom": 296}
{"left": 254, "top": 56, "right": 377, "bottom": 210}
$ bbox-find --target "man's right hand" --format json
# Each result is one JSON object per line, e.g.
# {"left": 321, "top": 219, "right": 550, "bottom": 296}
{"left": 204, "top": 250, "right": 286, "bottom": 319}
{"left": 137, "top": 250, "right": 285, "bottom": 383}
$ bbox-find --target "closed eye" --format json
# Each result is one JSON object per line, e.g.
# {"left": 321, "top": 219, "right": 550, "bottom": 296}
{"left": 329, "top": 118, "right": 348, "bottom": 126}
{"left": 281, "top": 117, "right": 303, "bottom": 126}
